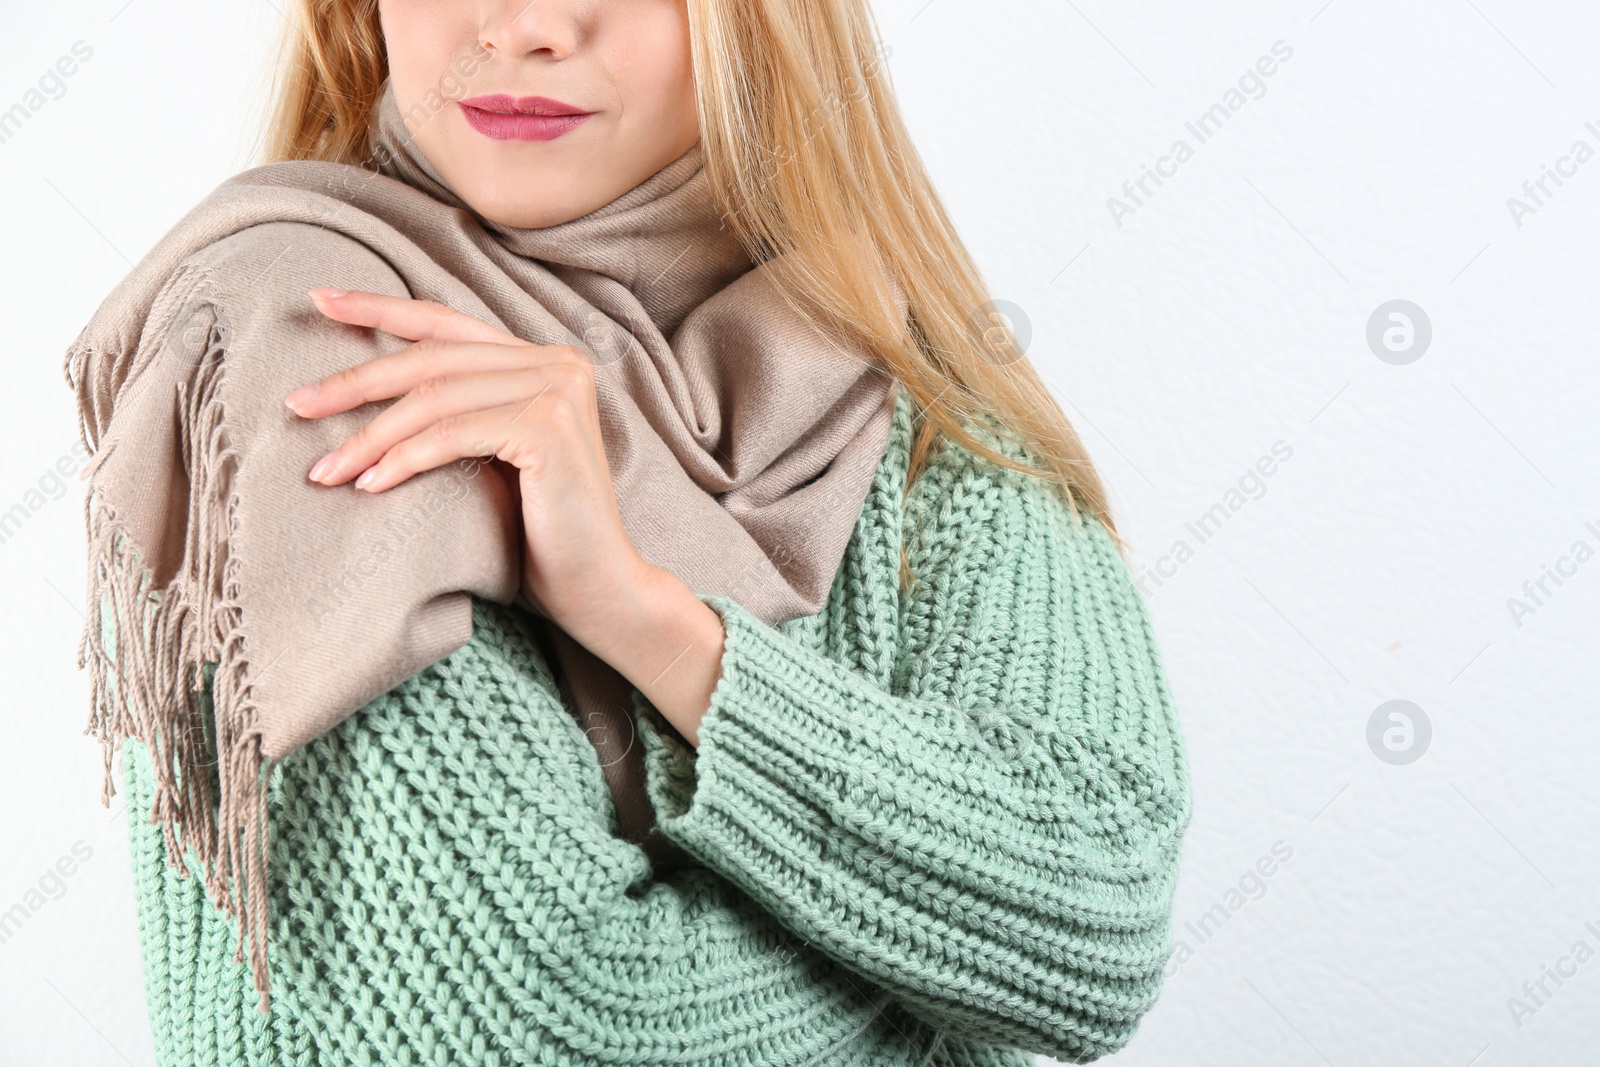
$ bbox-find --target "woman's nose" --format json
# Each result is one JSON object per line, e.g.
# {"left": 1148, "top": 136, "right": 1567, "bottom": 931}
{"left": 477, "top": 0, "right": 583, "bottom": 63}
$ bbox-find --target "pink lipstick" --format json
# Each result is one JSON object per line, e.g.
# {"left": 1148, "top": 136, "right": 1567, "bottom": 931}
{"left": 458, "top": 93, "right": 595, "bottom": 142}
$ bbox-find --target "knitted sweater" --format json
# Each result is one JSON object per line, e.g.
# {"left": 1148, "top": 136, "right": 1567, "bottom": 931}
{"left": 116, "top": 383, "right": 1193, "bottom": 1066}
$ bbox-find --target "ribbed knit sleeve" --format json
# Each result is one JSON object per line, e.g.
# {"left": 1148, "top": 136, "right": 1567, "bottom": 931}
{"left": 630, "top": 431, "right": 1194, "bottom": 1062}
{"left": 120, "top": 603, "right": 1039, "bottom": 1067}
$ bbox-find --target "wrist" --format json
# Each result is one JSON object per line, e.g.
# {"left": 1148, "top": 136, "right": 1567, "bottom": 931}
{"left": 572, "top": 559, "right": 725, "bottom": 748}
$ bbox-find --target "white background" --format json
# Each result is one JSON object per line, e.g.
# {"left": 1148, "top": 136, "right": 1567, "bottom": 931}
{"left": 5, "top": 1, "right": 1598, "bottom": 1064}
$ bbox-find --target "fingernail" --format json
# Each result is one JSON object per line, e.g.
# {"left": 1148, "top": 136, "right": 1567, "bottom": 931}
{"left": 285, "top": 383, "right": 320, "bottom": 410}
{"left": 309, "top": 287, "right": 347, "bottom": 300}
{"left": 309, "top": 454, "right": 335, "bottom": 482}
{"left": 355, "top": 467, "right": 377, "bottom": 489}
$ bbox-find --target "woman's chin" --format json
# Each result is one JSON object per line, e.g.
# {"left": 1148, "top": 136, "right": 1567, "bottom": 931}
{"left": 450, "top": 174, "right": 595, "bottom": 230}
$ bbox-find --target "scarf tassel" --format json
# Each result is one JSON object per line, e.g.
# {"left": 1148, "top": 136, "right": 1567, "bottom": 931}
{"left": 75, "top": 330, "right": 279, "bottom": 1015}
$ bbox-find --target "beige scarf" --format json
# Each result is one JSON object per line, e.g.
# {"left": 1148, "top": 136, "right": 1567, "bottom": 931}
{"left": 65, "top": 76, "right": 900, "bottom": 1011}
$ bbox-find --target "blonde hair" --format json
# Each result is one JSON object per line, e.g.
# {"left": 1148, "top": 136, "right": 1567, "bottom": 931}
{"left": 256, "top": 0, "right": 1128, "bottom": 589}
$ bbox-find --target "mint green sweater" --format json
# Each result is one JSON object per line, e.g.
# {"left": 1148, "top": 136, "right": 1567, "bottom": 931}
{"left": 119, "top": 384, "right": 1192, "bottom": 1065}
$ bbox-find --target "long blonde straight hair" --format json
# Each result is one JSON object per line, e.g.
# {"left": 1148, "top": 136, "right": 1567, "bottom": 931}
{"left": 256, "top": 0, "right": 1128, "bottom": 586}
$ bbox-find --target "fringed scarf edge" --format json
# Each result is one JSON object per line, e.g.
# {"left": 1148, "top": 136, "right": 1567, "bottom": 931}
{"left": 71, "top": 279, "right": 280, "bottom": 1014}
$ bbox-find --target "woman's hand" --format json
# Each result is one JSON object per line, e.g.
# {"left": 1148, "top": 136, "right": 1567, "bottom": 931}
{"left": 286, "top": 286, "right": 648, "bottom": 637}
{"left": 285, "top": 287, "right": 725, "bottom": 746}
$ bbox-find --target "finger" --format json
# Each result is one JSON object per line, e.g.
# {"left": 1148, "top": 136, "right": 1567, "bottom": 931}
{"left": 308, "top": 367, "right": 551, "bottom": 485}
{"left": 308, "top": 288, "right": 516, "bottom": 346}
{"left": 287, "top": 337, "right": 580, "bottom": 418}
{"left": 349, "top": 403, "right": 533, "bottom": 494}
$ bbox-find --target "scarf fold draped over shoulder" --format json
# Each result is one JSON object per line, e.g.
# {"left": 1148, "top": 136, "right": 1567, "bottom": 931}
{"left": 63, "top": 76, "right": 901, "bottom": 1013}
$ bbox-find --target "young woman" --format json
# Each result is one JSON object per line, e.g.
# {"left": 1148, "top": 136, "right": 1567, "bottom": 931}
{"left": 107, "top": 0, "right": 1193, "bottom": 1063}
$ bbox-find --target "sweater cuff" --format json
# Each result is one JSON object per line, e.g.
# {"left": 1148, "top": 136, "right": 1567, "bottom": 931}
{"left": 629, "top": 592, "right": 862, "bottom": 876}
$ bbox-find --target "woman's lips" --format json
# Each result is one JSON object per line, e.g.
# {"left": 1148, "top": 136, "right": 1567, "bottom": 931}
{"left": 458, "top": 94, "right": 595, "bottom": 142}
